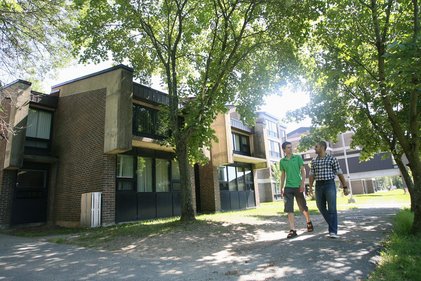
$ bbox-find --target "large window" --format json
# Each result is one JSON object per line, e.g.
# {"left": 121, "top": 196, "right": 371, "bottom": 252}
{"left": 25, "top": 108, "right": 53, "bottom": 149}
{"left": 132, "top": 104, "right": 166, "bottom": 138}
{"left": 117, "top": 154, "right": 179, "bottom": 193}
{"left": 269, "top": 140, "right": 281, "bottom": 159}
{"left": 137, "top": 157, "right": 153, "bottom": 192}
{"left": 218, "top": 164, "right": 254, "bottom": 191}
{"left": 117, "top": 155, "right": 135, "bottom": 191}
{"left": 156, "top": 158, "right": 170, "bottom": 192}
{"left": 232, "top": 133, "right": 250, "bottom": 155}
{"left": 266, "top": 120, "right": 278, "bottom": 138}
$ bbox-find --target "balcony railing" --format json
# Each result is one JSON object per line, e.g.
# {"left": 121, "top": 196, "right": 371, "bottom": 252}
{"left": 133, "top": 83, "right": 169, "bottom": 105}
{"left": 230, "top": 118, "right": 252, "bottom": 133}
{"left": 30, "top": 92, "right": 58, "bottom": 108}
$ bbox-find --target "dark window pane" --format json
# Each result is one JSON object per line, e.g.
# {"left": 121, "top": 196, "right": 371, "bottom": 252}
{"left": 17, "top": 170, "right": 46, "bottom": 189}
{"left": 117, "top": 181, "right": 134, "bottom": 191}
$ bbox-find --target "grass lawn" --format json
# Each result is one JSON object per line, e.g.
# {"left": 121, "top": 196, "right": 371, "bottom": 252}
{"left": 368, "top": 209, "right": 421, "bottom": 281}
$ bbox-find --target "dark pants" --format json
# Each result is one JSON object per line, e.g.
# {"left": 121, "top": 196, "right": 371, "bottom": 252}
{"left": 315, "top": 179, "right": 338, "bottom": 234}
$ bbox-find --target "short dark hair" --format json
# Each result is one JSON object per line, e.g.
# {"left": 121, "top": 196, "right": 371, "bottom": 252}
{"left": 318, "top": 141, "right": 327, "bottom": 150}
{"left": 282, "top": 141, "right": 291, "bottom": 150}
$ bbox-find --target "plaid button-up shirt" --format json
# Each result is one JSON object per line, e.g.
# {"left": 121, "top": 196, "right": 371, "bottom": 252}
{"left": 309, "top": 154, "right": 343, "bottom": 181}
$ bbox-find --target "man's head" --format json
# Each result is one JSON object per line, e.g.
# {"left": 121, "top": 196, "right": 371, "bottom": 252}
{"left": 282, "top": 141, "right": 293, "bottom": 156}
{"left": 314, "top": 141, "right": 327, "bottom": 155}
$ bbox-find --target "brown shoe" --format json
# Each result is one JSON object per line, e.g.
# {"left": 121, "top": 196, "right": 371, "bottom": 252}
{"left": 307, "top": 221, "right": 314, "bottom": 232}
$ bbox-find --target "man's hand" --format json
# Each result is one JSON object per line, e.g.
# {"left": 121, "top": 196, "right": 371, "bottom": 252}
{"left": 343, "top": 186, "right": 350, "bottom": 196}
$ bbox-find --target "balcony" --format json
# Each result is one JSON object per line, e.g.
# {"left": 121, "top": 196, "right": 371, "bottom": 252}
{"left": 30, "top": 92, "right": 58, "bottom": 108}
{"left": 133, "top": 83, "right": 169, "bottom": 105}
{"left": 230, "top": 118, "right": 252, "bottom": 133}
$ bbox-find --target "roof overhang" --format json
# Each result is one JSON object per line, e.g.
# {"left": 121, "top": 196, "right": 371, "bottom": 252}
{"left": 233, "top": 153, "right": 268, "bottom": 169}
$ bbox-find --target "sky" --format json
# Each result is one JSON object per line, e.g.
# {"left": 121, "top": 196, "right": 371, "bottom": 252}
{"left": 42, "top": 62, "right": 311, "bottom": 133}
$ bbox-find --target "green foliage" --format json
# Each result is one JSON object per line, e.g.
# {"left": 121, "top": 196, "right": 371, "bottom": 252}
{"left": 0, "top": 0, "right": 73, "bottom": 85}
{"left": 289, "top": 0, "right": 420, "bottom": 156}
{"left": 368, "top": 209, "right": 421, "bottom": 281}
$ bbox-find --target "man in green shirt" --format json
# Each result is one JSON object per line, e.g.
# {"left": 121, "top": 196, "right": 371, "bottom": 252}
{"left": 280, "top": 141, "right": 313, "bottom": 239}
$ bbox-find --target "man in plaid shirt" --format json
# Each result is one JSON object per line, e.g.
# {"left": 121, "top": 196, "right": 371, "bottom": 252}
{"left": 309, "top": 141, "right": 349, "bottom": 238}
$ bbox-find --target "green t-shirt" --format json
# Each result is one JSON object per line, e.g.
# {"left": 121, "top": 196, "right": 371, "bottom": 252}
{"left": 280, "top": 154, "right": 304, "bottom": 188}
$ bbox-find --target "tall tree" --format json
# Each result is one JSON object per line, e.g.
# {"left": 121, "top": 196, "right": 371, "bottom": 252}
{"left": 0, "top": 0, "right": 73, "bottom": 139}
{"left": 70, "top": 0, "right": 308, "bottom": 221}
{"left": 290, "top": 0, "right": 421, "bottom": 233}
{"left": 0, "top": 0, "right": 73, "bottom": 86}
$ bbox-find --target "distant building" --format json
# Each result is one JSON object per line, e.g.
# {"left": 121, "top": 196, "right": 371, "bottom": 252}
{"left": 254, "top": 112, "right": 287, "bottom": 201}
{"left": 287, "top": 128, "right": 400, "bottom": 194}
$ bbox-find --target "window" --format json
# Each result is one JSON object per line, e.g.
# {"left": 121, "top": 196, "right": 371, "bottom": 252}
{"left": 136, "top": 157, "right": 153, "bottom": 192}
{"left": 117, "top": 155, "right": 134, "bottom": 191}
{"left": 117, "top": 155, "right": 134, "bottom": 178}
{"left": 26, "top": 109, "right": 52, "bottom": 139}
{"left": 132, "top": 104, "right": 166, "bottom": 138}
{"left": 219, "top": 164, "right": 254, "bottom": 191}
{"left": 171, "top": 160, "right": 181, "bottom": 191}
{"left": 266, "top": 120, "right": 278, "bottom": 138}
{"left": 156, "top": 158, "right": 170, "bottom": 192}
{"left": 232, "top": 133, "right": 250, "bottom": 155}
{"left": 118, "top": 154, "right": 179, "bottom": 193}
{"left": 25, "top": 109, "right": 53, "bottom": 149}
{"left": 269, "top": 140, "right": 281, "bottom": 159}
{"left": 218, "top": 166, "right": 228, "bottom": 190}
{"left": 237, "top": 167, "right": 245, "bottom": 191}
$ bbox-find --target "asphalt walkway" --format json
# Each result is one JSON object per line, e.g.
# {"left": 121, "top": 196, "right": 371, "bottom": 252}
{"left": 0, "top": 207, "right": 399, "bottom": 281}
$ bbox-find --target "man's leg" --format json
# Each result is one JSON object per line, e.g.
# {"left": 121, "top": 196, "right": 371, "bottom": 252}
{"left": 315, "top": 184, "right": 330, "bottom": 229}
{"left": 284, "top": 188, "right": 298, "bottom": 238}
{"left": 295, "top": 190, "right": 313, "bottom": 231}
{"left": 325, "top": 181, "right": 338, "bottom": 235}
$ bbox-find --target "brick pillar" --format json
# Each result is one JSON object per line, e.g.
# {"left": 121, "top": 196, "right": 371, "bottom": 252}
{"left": 198, "top": 162, "right": 220, "bottom": 212}
{"left": 0, "top": 170, "right": 16, "bottom": 228}
{"left": 101, "top": 154, "right": 116, "bottom": 226}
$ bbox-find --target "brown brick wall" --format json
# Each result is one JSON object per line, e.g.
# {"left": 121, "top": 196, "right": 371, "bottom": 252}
{"left": 198, "top": 162, "right": 220, "bottom": 212}
{"left": 101, "top": 154, "right": 116, "bottom": 225}
{"left": 0, "top": 170, "right": 16, "bottom": 227}
{"left": 0, "top": 99, "right": 13, "bottom": 227}
{"left": 52, "top": 88, "right": 116, "bottom": 226}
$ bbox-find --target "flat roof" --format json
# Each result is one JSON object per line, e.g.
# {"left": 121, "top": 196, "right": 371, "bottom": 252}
{"left": 51, "top": 64, "right": 133, "bottom": 89}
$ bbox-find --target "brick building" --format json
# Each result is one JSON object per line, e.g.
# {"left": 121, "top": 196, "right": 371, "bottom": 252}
{"left": 0, "top": 65, "right": 281, "bottom": 228}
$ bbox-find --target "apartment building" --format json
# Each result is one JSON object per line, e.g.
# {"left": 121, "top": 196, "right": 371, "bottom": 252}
{"left": 287, "top": 128, "right": 400, "bottom": 194}
{"left": 0, "top": 65, "right": 280, "bottom": 228}
{"left": 254, "top": 112, "right": 287, "bottom": 201}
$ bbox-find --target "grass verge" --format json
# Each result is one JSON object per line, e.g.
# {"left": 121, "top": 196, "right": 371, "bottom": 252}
{"left": 368, "top": 209, "right": 421, "bottom": 281}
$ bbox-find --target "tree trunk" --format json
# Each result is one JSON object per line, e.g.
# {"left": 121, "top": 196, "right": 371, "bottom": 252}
{"left": 411, "top": 171, "right": 421, "bottom": 234}
{"left": 176, "top": 139, "right": 196, "bottom": 222}
{"left": 393, "top": 155, "right": 415, "bottom": 211}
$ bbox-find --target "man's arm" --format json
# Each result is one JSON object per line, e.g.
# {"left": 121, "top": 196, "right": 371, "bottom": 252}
{"left": 309, "top": 175, "right": 314, "bottom": 194}
{"left": 337, "top": 173, "right": 350, "bottom": 195}
{"left": 300, "top": 166, "right": 306, "bottom": 192}
{"left": 280, "top": 171, "right": 286, "bottom": 196}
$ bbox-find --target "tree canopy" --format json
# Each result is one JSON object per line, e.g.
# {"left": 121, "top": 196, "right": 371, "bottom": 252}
{"left": 289, "top": 0, "right": 421, "bottom": 234}
{"left": 70, "top": 0, "right": 311, "bottom": 221}
{"left": 0, "top": 0, "right": 73, "bottom": 87}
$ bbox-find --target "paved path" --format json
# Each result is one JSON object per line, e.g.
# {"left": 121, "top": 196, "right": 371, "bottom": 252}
{"left": 0, "top": 207, "right": 399, "bottom": 281}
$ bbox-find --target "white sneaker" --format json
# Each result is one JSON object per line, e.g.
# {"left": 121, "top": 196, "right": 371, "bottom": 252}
{"left": 329, "top": 233, "right": 340, "bottom": 239}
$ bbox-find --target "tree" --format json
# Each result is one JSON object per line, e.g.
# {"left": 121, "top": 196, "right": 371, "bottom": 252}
{"left": 0, "top": 0, "right": 74, "bottom": 140}
{"left": 70, "top": 0, "right": 310, "bottom": 221}
{"left": 290, "top": 0, "right": 421, "bottom": 234}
